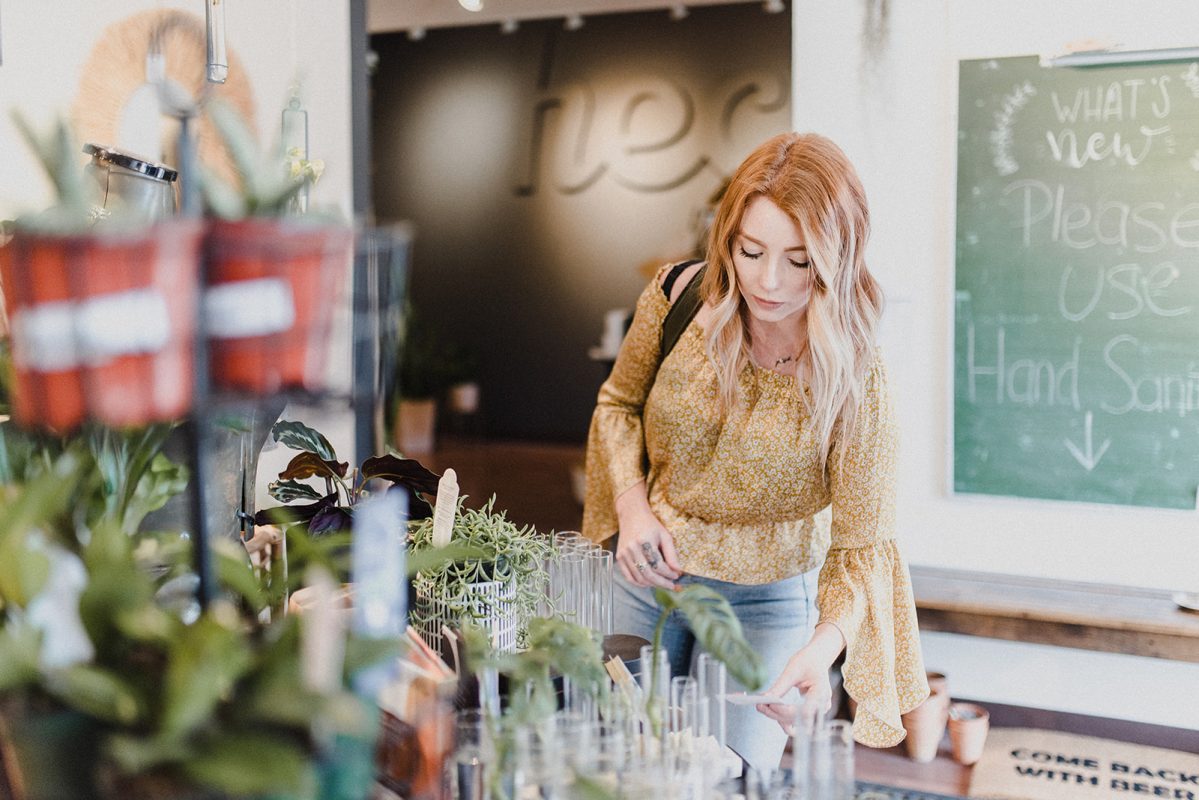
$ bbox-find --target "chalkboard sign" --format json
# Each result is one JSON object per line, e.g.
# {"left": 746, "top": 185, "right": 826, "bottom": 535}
{"left": 954, "top": 55, "right": 1199, "bottom": 509}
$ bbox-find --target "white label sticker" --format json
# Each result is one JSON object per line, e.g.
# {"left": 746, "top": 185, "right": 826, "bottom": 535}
{"left": 76, "top": 289, "right": 171, "bottom": 364}
{"left": 11, "top": 302, "right": 78, "bottom": 371}
{"left": 205, "top": 278, "right": 296, "bottom": 339}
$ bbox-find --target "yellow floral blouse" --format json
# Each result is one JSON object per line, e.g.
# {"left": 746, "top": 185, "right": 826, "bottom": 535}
{"left": 582, "top": 269, "right": 929, "bottom": 748}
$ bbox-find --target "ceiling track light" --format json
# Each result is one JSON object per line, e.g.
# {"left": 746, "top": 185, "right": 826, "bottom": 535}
{"left": 458, "top": 0, "right": 484, "bottom": 11}
{"left": 407, "top": 26, "right": 427, "bottom": 40}
{"left": 763, "top": 0, "right": 785, "bottom": 12}
{"left": 564, "top": 14, "right": 585, "bottom": 31}
{"left": 669, "top": 4, "right": 689, "bottom": 20}
{"left": 500, "top": 18, "right": 519, "bottom": 34}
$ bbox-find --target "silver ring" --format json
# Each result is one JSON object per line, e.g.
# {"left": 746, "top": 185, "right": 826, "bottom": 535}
{"left": 635, "top": 562, "right": 648, "bottom": 571}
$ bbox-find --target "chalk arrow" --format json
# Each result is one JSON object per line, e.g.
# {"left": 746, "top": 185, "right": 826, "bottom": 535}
{"left": 1064, "top": 411, "right": 1111, "bottom": 472}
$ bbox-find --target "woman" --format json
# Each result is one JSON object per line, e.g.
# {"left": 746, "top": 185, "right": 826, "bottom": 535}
{"left": 582, "top": 132, "right": 928, "bottom": 770}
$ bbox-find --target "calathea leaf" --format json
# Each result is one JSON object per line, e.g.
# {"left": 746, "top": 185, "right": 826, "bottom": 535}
{"left": 270, "top": 419, "right": 337, "bottom": 461}
{"left": 279, "top": 451, "right": 348, "bottom": 481}
{"left": 361, "top": 454, "right": 441, "bottom": 494}
{"left": 654, "top": 585, "right": 766, "bottom": 691}
{"left": 309, "top": 506, "right": 353, "bottom": 536}
{"left": 254, "top": 492, "right": 338, "bottom": 526}
{"left": 268, "top": 478, "right": 322, "bottom": 503}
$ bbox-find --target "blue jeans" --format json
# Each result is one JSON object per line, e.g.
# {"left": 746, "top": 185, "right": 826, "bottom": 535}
{"left": 612, "top": 568, "right": 819, "bottom": 772}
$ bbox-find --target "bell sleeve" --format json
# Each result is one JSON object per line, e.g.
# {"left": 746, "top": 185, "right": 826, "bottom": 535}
{"left": 581, "top": 273, "right": 671, "bottom": 543}
{"left": 818, "top": 353, "right": 930, "bottom": 747}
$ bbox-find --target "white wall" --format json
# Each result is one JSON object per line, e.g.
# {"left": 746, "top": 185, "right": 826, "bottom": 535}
{"left": 792, "top": 0, "right": 1199, "bottom": 728}
{"left": 0, "top": 0, "right": 358, "bottom": 477}
{"left": 0, "top": 1, "right": 353, "bottom": 221}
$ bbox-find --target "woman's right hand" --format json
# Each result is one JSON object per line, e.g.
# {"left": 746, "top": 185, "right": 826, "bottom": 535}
{"left": 614, "top": 495, "right": 683, "bottom": 590}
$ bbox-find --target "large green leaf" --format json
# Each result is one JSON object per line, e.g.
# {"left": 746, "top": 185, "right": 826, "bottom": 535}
{"left": 654, "top": 585, "right": 766, "bottom": 691}
{"left": 106, "top": 732, "right": 192, "bottom": 774}
{"left": 0, "top": 623, "right": 41, "bottom": 691}
{"left": 161, "top": 611, "right": 254, "bottom": 738}
{"left": 42, "top": 664, "right": 144, "bottom": 724}
{"left": 269, "top": 478, "right": 323, "bottom": 503}
{"left": 181, "top": 733, "right": 315, "bottom": 797}
{"left": 270, "top": 419, "right": 337, "bottom": 461}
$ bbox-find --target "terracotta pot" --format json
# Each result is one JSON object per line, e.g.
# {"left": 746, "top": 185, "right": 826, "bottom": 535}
{"left": 395, "top": 397, "right": 437, "bottom": 455}
{"left": 205, "top": 218, "right": 351, "bottom": 395}
{"left": 926, "top": 671, "right": 949, "bottom": 697}
{"left": 447, "top": 381, "right": 480, "bottom": 414}
{"left": 0, "top": 222, "right": 201, "bottom": 430}
{"left": 901, "top": 689, "right": 950, "bottom": 763}
{"left": 948, "top": 701, "right": 990, "bottom": 766}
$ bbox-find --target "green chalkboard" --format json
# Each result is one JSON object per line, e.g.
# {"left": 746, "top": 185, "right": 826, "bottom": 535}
{"left": 954, "top": 55, "right": 1199, "bottom": 509}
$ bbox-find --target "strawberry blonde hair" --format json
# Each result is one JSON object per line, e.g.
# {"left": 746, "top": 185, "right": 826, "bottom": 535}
{"left": 700, "top": 132, "right": 884, "bottom": 468}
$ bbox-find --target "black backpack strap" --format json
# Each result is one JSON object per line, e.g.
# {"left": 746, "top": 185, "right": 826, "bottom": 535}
{"left": 660, "top": 263, "right": 706, "bottom": 363}
{"left": 661, "top": 259, "right": 701, "bottom": 299}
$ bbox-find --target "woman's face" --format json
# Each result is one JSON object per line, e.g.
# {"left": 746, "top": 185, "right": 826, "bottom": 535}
{"left": 732, "top": 194, "right": 813, "bottom": 327}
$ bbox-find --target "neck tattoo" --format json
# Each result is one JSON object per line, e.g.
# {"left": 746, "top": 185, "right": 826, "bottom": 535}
{"left": 773, "top": 354, "right": 798, "bottom": 369}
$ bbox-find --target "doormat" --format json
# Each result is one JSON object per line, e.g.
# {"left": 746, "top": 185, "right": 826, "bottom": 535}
{"left": 969, "top": 729, "right": 1199, "bottom": 800}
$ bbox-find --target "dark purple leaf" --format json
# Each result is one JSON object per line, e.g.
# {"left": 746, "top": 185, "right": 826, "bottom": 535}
{"left": 278, "top": 452, "right": 349, "bottom": 481}
{"left": 254, "top": 492, "right": 337, "bottom": 527}
{"left": 309, "top": 506, "right": 353, "bottom": 536}
{"left": 361, "top": 454, "right": 440, "bottom": 494}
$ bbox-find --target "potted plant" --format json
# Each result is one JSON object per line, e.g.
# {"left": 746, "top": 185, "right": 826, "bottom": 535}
{"left": 0, "top": 423, "right": 397, "bottom": 800}
{"left": 407, "top": 497, "right": 554, "bottom": 653}
{"left": 392, "top": 306, "right": 456, "bottom": 455}
{"left": 0, "top": 115, "right": 201, "bottom": 431}
{"left": 200, "top": 101, "right": 352, "bottom": 396}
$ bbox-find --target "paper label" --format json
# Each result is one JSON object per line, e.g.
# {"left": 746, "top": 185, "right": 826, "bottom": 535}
{"left": 11, "top": 301, "right": 77, "bottom": 371}
{"left": 205, "top": 278, "right": 295, "bottom": 339}
{"left": 76, "top": 289, "right": 170, "bottom": 364}
{"left": 431, "top": 468, "right": 459, "bottom": 548}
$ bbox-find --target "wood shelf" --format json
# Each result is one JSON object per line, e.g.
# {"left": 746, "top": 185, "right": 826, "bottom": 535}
{"left": 910, "top": 566, "right": 1199, "bottom": 662}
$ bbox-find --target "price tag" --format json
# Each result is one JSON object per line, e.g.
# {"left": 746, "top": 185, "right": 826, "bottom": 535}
{"left": 431, "top": 468, "right": 459, "bottom": 548}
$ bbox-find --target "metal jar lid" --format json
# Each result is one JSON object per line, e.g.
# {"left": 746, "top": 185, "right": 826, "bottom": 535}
{"left": 83, "top": 143, "right": 179, "bottom": 183}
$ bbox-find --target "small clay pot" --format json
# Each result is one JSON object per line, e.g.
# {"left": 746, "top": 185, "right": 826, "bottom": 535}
{"left": 948, "top": 702, "right": 990, "bottom": 765}
{"left": 901, "top": 689, "right": 950, "bottom": 763}
{"left": 926, "top": 671, "right": 948, "bottom": 697}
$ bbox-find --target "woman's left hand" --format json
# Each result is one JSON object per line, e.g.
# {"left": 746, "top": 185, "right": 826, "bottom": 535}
{"left": 755, "top": 622, "right": 845, "bottom": 733}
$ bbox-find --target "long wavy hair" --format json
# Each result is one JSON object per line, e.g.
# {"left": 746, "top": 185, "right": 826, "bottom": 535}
{"left": 700, "top": 132, "right": 884, "bottom": 469}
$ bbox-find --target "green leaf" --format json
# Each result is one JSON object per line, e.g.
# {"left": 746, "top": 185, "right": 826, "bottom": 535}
{"left": 162, "top": 610, "right": 254, "bottom": 738}
{"left": 214, "top": 537, "right": 266, "bottom": 611}
{"left": 360, "top": 454, "right": 440, "bottom": 494}
{"left": 343, "top": 636, "right": 402, "bottom": 678}
{"left": 182, "top": 733, "right": 315, "bottom": 796}
{"left": 271, "top": 419, "right": 338, "bottom": 461}
{"left": 0, "top": 623, "right": 42, "bottom": 691}
{"left": 106, "top": 732, "right": 192, "bottom": 774}
{"left": 122, "top": 452, "right": 189, "bottom": 534}
{"left": 0, "top": 530, "right": 51, "bottom": 608}
{"left": 654, "top": 585, "right": 766, "bottom": 691}
{"left": 279, "top": 451, "right": 349, "bottom": 481}
{"left": 269, "top": 478, "right": 323, "bottom": 503}
{"left": 43, "top": 664, "right": 144, "bottom": 724}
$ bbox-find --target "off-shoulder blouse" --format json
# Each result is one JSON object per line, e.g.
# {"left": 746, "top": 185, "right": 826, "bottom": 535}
{"left": 582, "top": 269, "right": 929, "bottom": 748}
